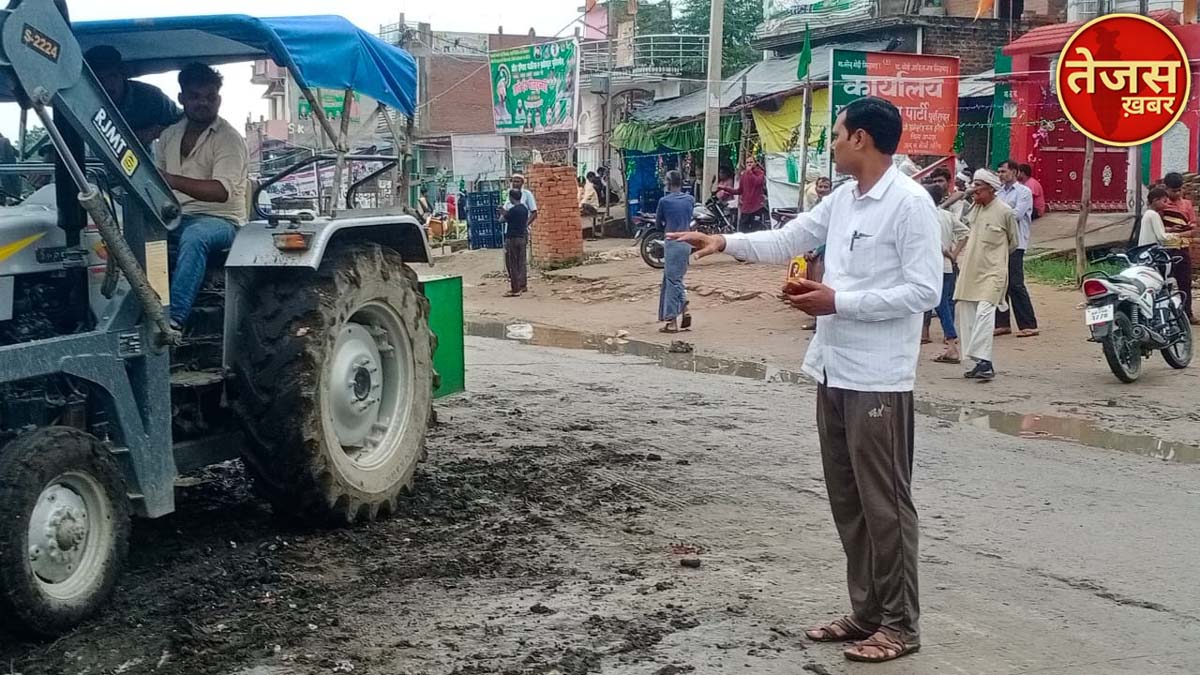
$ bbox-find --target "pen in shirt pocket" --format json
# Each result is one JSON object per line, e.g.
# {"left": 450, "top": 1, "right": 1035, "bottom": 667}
{"left": 850, "top": 230, "right": 873, "bottom": 251}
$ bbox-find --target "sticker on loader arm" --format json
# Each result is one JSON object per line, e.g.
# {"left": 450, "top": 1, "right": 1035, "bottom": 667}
{"left": 144, "top": 240, "right": 169, "bottom": 306}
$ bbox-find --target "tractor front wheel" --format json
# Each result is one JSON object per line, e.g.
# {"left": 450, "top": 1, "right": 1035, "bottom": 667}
{"left": 0, "top": 427, "right": 130, "bottom": 638}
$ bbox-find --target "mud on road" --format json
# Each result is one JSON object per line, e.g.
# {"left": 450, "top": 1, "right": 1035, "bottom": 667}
{"left": 2, "top": 337, "right": 1198, "bottom": 674}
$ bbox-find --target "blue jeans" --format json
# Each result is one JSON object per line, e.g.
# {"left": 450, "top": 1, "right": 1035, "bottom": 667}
{"left": 169, "top": 214, "right": 236, "bottom": 325}
{"left": 936, "top": 271, "right": 958, "bottom": 340}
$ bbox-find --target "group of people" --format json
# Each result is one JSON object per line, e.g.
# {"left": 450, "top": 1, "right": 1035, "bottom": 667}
{"left": 1138, "top": 171, "right": 1198, "bottom": 324}
{"left": 917, "top": 158, "right": 1042, "bottom": 379}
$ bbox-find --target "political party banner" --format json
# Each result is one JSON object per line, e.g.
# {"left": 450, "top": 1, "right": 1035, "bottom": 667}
{"left": 760, "top": 0, "right": 872, "bottom": 35}
{"left": 829, "top": 50, "right": 959, "bottom": 156}
{"left": 490, "top": 38, "right": 580, "bottom": 136}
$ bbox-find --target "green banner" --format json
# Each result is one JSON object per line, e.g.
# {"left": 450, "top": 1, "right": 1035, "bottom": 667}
{"left": 490, "top": 38, "right": 579, "bottom": 135}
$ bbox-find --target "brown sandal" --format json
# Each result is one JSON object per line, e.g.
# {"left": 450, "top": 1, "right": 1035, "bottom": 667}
{"left": 843, "top": 630, "right": 920, "bottom": 663}
{"left": 804, "top": 616, "right": 875, "bottom": 642}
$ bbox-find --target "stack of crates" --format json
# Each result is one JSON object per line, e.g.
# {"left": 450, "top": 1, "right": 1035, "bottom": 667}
{"left": 465, "top": 191, "right": 503, "bottom": 250}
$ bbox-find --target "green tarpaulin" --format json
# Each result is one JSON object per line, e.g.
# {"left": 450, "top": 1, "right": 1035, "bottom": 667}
{"left": 611, "top": 118, "right": 742, "bottom": 153}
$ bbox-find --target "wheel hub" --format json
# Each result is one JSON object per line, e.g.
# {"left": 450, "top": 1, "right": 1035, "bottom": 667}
{"left": 330, "top": 323, "right": 385, "bottom": 448}
{"left": 29, "top": 485, "right": 90, "bottom": 585}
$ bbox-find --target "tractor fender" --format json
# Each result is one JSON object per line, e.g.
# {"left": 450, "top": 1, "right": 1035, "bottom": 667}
{"left": 224, "top": 214, "right": 433, "bottom": 269}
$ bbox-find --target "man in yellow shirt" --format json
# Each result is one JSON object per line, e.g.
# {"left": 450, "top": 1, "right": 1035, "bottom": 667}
{"left": 155, "top": 63, "right": 248, "bottom": 330}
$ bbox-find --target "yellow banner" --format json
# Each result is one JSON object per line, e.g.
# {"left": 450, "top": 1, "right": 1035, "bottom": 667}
{"left": 751, "top": 89, "right": 830, "bottom": 154}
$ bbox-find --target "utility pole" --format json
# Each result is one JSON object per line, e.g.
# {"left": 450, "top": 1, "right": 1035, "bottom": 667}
{"left": 700, "top": 0, "right": 726, "bottom": 201}
{"left": 604, "top": 0, "right": 615, "bottom": 222}
{"left": 796, "top": 79, "right": 813, "bottom": 210}
{"left": 738, "top": 75, "right": 748, "bottom": 170}
{"left": 1131, "top": 0, "right": 1149, "bottom": 244}
{"left": 1076, "top": 137, "right": 1095, "bottom": 285}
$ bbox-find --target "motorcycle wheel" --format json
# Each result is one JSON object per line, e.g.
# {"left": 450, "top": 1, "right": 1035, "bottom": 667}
{"left": 639, "top": 230, "right": 665, "bottom": 269}
{"left": 1161, "top": 305, "right": 1193, "bottom": 369}
{"left": 1102, "top": 308, "right": 1142, "bottom": 383}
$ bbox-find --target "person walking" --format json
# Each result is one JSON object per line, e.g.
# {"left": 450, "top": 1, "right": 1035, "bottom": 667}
{"left": 925, "top": 183, "right": 969, "bottom": 363}
{"left": 501, "top": 188, "right": 530, "bottom": 297}
{"left": 670, "top": 97, "right": 941, "bottom": 663}
{"left": 1161, "top": 172, "right": 1198, "bottom": 324}
{"left": 954, "top": 170, "right": 1019, "bottom": 382}
{"left": 657, "top": 170, "right": 695, "bottom": 332}
{"left": 994, "top": 159, "right": 1039, "bottom": 337}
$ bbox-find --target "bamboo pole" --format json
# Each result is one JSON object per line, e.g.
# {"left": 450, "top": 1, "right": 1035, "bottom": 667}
{"left": 1075, "top": 137, "right": 1095, "bottom": 285}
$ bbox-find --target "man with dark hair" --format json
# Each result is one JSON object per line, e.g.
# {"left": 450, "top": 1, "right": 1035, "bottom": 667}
{"left": 1161, "top": 172, "right": 1197, "bottom": 323}
{"left": 925, "top": 167, "right": 951, "bottom": 197}
{"left": 718, "top": 156, "right": 767, "bottom": 232}
{"left": 924, "top": 182, "right": 969, "bottom": 362}
{"left": 994, "top": 159, "right": 1039, "bottom": 337}
{"left": 85, "top": 46, "right": 181, "bottom": 146}
{"left": 156, "top": 62, "right": 247, "bottom": 330}
{"left": 502, "top": 188, "right": 530, "bottom": 297}
{"left": 1016, "top": 163, "right": 1045, "bottom": 219}
{"left": 1139, "top": 187, "right": 1170, "bottom": 247}
{"left": 670, "top": 96, "right": 940, "bottom": 664}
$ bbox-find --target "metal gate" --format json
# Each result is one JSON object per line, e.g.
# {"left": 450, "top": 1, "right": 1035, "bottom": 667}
{"left": 1036, "top": 104, "right": 1130, "bottom": 212}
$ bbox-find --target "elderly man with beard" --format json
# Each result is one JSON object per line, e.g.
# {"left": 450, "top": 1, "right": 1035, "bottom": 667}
{"left": 952, "top": 170, "right": 1019, "bottom": 382}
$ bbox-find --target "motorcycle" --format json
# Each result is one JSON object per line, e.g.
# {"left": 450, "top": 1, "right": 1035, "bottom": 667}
{"left": 635, "top": 196, "right": 739, "bottom": 269}
{"left": 1081, "top": 243, "right": 1192, "bottom": 382}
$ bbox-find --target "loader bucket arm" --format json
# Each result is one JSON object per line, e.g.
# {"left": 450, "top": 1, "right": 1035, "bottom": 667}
{"left": 0, "top": 0, "right": 181, "bottom": 230}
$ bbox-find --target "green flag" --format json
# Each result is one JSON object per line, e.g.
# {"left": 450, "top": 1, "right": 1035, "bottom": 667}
{"left": 795, "top": 24, "right": 812, "bottom": 80}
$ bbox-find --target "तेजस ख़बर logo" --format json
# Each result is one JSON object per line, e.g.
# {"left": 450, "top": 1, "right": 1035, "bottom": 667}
{"left": 1056, "top": 13, "right": 1191, "bottom": 147}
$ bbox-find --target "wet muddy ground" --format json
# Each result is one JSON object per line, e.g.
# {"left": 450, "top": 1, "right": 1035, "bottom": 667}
{"left": 2, "top": 337, "right": 1198, "bottom": 674}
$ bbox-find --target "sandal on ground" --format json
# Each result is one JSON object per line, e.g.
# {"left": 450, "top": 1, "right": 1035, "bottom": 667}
{"left": 1016, "top": 329, "right": 1040, "bottom": 338}
{"left": 920, "top": 337, "right": 932, "bottom": 345}
{"left": 503, "top": 291, "right": 519, "bottom": 297}
{"left": 843, "top": 630, "right": 920, "bottom": 663}
{"left": 802, "top": 322, "right": 816, "bottom": 331}
{"left": 659, "top": 323, "right": 679, "bottom": 334}
{"left": 681, "top": 313, "right": 693, "bottom": 330}
{"left": 804, "top": 616, "right": 875, "bottom": 642}
{"left": 932, "top": 353, "right": 961, "bottom": 364}
{"left": 993, "top": 327, "right": 1012, "bottom": 336}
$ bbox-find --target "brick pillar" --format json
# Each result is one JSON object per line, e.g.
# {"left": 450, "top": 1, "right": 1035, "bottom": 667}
{"left": 526, "top": 163, "right": 584, "bottom": 268}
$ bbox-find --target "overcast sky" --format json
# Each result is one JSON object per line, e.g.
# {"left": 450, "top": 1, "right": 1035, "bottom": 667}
{"left": 0, "top": 0, "right": 583, "bottom": 141}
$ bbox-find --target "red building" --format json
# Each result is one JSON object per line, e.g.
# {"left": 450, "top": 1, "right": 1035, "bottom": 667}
{"left": 1003, "top": 10, "right": 1200, "bottom": 212}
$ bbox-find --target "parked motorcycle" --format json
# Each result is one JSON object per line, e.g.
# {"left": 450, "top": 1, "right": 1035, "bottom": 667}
{"left": 1082, "top": 243, "right": 1192, "bottom": 382}
{"left": 635, "top": 196, "right": 739, "bottom": 269}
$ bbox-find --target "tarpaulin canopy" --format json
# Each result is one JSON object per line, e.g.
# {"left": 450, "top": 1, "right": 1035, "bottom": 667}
{"left": 24, "top": 14, "right": 418, "bottom": 115}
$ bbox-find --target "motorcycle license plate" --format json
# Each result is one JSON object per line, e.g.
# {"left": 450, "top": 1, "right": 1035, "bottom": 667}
{"left": 1085, "top": 305, "right": 1114, "bottom": 325}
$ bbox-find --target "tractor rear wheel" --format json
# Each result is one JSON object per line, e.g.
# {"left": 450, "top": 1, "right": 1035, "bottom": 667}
{"left": 232, "top": 243, "right": 435, "bottom": 523}
{"left": 0, "top": 427, "right": 130, "bottom": 638}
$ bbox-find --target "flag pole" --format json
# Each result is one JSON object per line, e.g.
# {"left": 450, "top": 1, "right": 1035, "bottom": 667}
{"left": 796, "top": 76, "right": 812, "bottom": 211}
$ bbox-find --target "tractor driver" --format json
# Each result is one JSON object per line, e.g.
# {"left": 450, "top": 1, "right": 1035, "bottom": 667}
{"left": 85, "top": 46, "right": 182, "bottom": 147}
{"left": 155, "top": 63, "right": 248, "bottom": 331}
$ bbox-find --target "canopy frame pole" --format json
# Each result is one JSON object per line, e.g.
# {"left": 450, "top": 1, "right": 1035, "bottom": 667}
{"left": 330, "top": 89, "right": 354, "bottom": 214}
{"left": 376, "top": 102, "right": 409, "bottom": 210}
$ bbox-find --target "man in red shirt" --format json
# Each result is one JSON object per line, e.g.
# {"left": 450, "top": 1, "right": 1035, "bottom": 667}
{"left": 1017, "top": 164, "right": 1045, "bottom": 219}
{"left": 719, "top": 156, "right": 768, "bottom": 232}
{"left": 1162, "top": 172, "right": 1198, "bottom": 324}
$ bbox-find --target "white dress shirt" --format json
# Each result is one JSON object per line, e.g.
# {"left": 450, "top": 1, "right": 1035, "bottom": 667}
{"left": 723, "top": 166, "right": 942, "bottom": 392}
{"left": 1138, "top": 209, "right": 1168, "bottom": 247}
{"left": 998, "top": 181, "right": 1034, "bottom": 250}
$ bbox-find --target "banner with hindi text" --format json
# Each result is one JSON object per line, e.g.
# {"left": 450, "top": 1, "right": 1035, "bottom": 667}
{"left": 829, "top": 50, "right": 959, "bottom": 156}
{"left": 489, "top": 38, "right": 580, "bottom": 136}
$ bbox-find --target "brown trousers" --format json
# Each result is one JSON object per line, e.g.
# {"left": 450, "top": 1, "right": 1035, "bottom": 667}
{"left": 504, "top": 236, "right": 528, "bottom": 293}
{"left": 816, "top": 384, "right": 920, "bottom": 644}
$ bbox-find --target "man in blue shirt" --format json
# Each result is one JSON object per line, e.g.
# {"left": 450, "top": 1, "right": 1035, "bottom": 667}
{"left": 502, "top": 189, "right": 530, "bottom": 297}
{"left": 994, "top": 159, "right": 1039, "bottom": 337}
{"left": 85, "top": 46, "right": 182, "bottom": 147}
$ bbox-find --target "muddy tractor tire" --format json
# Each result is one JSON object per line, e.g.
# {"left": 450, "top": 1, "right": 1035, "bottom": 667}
{"left": 0, "top": 427, "right": 131, "bottom": 638}
{"left": 231, "top": 243, "right": 436, "bottom": 524}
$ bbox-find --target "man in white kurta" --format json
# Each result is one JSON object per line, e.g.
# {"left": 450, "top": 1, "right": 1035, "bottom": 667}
{"left": 953, "top": 170, "right": 1019, "bottom": 381}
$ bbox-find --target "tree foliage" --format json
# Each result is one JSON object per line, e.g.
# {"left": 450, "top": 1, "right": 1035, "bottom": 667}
{"left": 673, "top": 0, "right": 764, "bottom": 76}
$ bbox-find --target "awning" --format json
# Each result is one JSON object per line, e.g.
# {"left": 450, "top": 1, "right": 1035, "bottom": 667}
{"left": 631, "top": 39, "right": 894, "bottom": 125}
{"left": 1004, "top": 9, "right": 1178, "bottom": 57}
{"left": 5, "top": 14, "right": 418, "bottom": 114}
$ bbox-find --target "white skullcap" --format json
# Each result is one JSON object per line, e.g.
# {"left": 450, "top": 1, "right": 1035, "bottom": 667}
{"left": 972, "top": 169, "right": 1001, "bottom": 191}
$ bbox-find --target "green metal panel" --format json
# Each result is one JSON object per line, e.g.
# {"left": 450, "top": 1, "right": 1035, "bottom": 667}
{"left": 990, "top": 48, "right": 1013, "bottom": 169}
{"left": 419, "top": 274, "right": 465, "bottom": 398}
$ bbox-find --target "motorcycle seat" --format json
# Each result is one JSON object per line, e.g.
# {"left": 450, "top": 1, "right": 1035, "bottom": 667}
{"left": 1104, "top": 275, "right": 1147, "bottom": 294}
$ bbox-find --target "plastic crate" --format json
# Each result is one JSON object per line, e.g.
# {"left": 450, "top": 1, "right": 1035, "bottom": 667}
{"left": 468, "top": 223, "right": 504, "bottom": 250}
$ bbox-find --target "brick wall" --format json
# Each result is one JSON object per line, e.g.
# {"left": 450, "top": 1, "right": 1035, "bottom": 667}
{"left": 919, "top": 17, "right": 1032, "bottom": 74}
{"left": 527, "top": 164, "right": 584, "bottom": 268}
{"left": 422, "top": 56, "right": 494, "bottom": 136}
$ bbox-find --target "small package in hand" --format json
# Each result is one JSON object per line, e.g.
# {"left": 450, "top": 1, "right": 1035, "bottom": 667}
{"left": 787, "top": 256, "right": 807, "bottom": 284}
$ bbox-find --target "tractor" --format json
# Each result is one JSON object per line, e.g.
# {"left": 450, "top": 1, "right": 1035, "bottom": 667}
{"left": 0, "top": 2, "right": 460, "bottom": 637}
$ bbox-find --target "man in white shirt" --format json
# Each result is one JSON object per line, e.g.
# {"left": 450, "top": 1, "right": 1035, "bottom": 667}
{"left": 1139, "top": 187, "right": 1170, "bottom": 247}
{"left": 995, "top": 159, "right": 1040, "bottom": 337}
{"left": 499, "top": 173, "right": 538, "bottom": 227}
{"left": 670, "top": 97, "right": 940, "bottom": 664}
{"left": 155, "top": 63, "right": 247, "bottom": 330}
